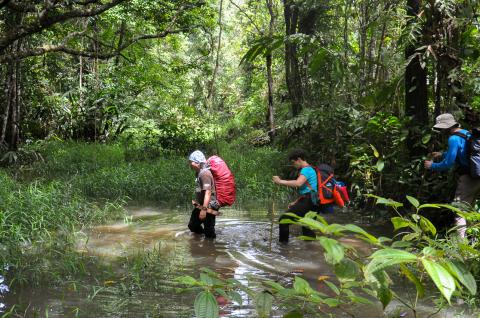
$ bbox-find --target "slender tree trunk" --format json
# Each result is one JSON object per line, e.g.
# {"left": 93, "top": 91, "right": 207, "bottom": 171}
{"left": 374, "top": 18, "right": 387, "bottom": 82}
{"left": 283, "top": 0, "right": 302, "bottom": 116}
{"left": 434, "top": 60, "right": 441, "bottom": 117}
{"left": 343, "top": 0, "right": 349, "bottom": 61}
{"left": 405, "top": 0, "right": 428, "bottom": 154}
{"left": 1, "top": 63, "right": 12, "bottom": 146}
{"left": 1, "top": 12, "right": 22, "bottom": 151}
{"left": 358, "top": 2, "right": 369, "bottom": 94}
{"left": 115, "top": 20, "right": 126, "bottom": 66}
{"left": 266, "top": 0, "right": 276, "bottom": 140}
{"left": 207, "top": 0, "right": 224, "bottom": 108}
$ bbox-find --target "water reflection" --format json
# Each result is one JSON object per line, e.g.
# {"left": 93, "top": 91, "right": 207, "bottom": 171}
{"left": 4, "top": 207, "right": 478, "bottom": 317}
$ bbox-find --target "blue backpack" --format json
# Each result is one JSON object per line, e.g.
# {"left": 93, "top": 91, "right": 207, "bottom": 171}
{"left": 454, "top": 128, "right": 480, "bottom": 178}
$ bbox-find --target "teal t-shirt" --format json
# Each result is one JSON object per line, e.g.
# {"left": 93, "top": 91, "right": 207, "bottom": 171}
{"left": 298, "top": 166, "right": 318, "bottom": 195}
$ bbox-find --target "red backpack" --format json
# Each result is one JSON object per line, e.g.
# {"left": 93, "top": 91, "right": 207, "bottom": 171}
{"left": 308, "top": 165, "right": 346, "bottom": 208}
{"left": 207, "top": 156, "right": 236, "bottom": 207}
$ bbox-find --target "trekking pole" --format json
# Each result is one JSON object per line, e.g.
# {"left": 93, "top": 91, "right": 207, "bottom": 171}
{"left": 268, "top": 184, "right": 278, "bottom": 251}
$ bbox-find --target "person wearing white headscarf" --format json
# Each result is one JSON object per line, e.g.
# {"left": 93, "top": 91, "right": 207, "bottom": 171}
{"left": 187, "top": 150, "right": 219, "bottom": 238}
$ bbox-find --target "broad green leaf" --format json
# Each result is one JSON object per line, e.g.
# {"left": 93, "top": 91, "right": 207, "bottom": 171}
{"left": 349, "top": 295, "right": 372, "bottom": 304}
{"left": 255, "top": 292, "right": 273, "bottom": 318}
{"left": 298, "top": 217, "right": 327, "bottom": 232}
{"left": 371, "top": 271, "right": 392, "bottom": 309}
{"left": 378, "top": 236, "right": 392, "bottom": 244}
{"left": 419, "top": 216, "right": 437, "bottom": 236}
{"left": 422, "top": 134, "right": 431, "bottom": 144}
{"left": 228, "top": 291, "right": 243, "bottom": 306}
{"left": 214, "top": 288, "right": 228, "bottom": 299}
{"left": 194, "top": 291, "right": 219, "bottom": 318}
{"left": 443, "top": 261, "right": 477, "bottom": 295}
{"left": 325, "top": 223, "right": 347, "bottom": 234}
{"left": 314, "top": 214, "right": 328, "bottom": 225}
{"left": 365, "top": 249, "right": 417, "bottom": 277}
{"left": 264, "top": 281, "right": 285, "bottom": 291}
{"left": 391, "top": 241, "right": 413, "bottom": 248}
{"left": 318, "top": 237, "right": 344, "bottom": 264}
{"left": 200, "top": 268, "right": 219, "bottom": 277}
{"left": 406, "top": 196, "right": 420, "bottom": 208}
{"left": 365, "top": 194, "right": 403, "bottom": 208}
{"left": 334, "top": 258, "right": 359, "bottom": 281}
{"left": 391, "top": 217, "right": 412, "bottom": 231}
{"left": 376, "top": 160, "right": 385, "bottom": 172}
{"left": 422, "top": 247, "right": 440, "bottom": 257}
{"left": 175, "top": 275, "right": 199, "bottom": 286}
{"left": 324, "top": 281, "right": 340, "bottom": 295}
{"left": 400, "top": 264, "right": 425, "bottom": 298}
{"left": 376, "top": 282, "right": 392, "bottom": 308}
{"left": 402, "top": 232, "right": 420, "bottom": 241}
{"left": 293, "top": 276, "right": 312, "bottom": 294}
{"left": 199, "top": 273, "right": 214, "bottom": 286}
{"left": 418, "top": 203, "right": 442, "bottom": 210}
{"left": 343, "top": 224, "right": 378, "bottom": 243}
{"left": 304, "top": 211, "right": 318, "bottom": 219}
{"left": 370, "top": 144, "right": 380, "bottom": 158}
{"left": 421, "top": 259, "right": 456, "bottom": 303}
{"left": 323, "top": 298, "right": 341, "bottom": 307}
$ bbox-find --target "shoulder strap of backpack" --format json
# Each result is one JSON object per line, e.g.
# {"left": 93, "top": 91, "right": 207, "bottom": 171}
{"left": 453, "top": 131, "right": 469, "bottom": 140}
{"left": 320, "top": 174, "right": 334, "bottom": 193}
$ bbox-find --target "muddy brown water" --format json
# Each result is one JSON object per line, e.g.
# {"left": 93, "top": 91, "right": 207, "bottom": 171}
{"left": 1, "top": 207, "right": 477, "bottom": 317}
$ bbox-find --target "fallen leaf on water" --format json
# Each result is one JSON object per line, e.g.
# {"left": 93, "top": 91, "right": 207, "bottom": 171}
{"left": 291, "top": 268, "right": 304, "bottom": 274}
{"left": 317, "top": 275, "right": 330, "bottom": 281}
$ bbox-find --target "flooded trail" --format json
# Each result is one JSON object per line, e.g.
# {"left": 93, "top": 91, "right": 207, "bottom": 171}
{"left": 2, "top": 207, "right": 475, "bottom": 317}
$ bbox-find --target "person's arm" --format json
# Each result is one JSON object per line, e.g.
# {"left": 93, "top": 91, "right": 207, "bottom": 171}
{"left": 199, "top": 189, "right": 211, "bottom": 220}
{"left": 272, "top": 174, "right": 307, "bottom": 188}
{"left": 430, "top": 137, "right": 460, "bottom": 171}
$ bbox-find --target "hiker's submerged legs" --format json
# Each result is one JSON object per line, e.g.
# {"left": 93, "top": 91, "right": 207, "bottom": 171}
{"left": 188, "top": 208, "right": 217, "bottom": 238}
{"left": 188, "top": 208, "right": 204, "bottom": 234}
{"left": 279, "top": 197, "right": 316, "bottom": 243}
{"left": 453, "top": 174, "right": 480, "bottom": 237}
{"left": 203, "top": 213, "right": 216, "bottom": 239}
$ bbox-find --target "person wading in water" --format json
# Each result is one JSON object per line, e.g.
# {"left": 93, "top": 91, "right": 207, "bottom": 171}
{"left": 188, "top": 150, "right": 221, "bottom": 239}
{"left": 272, "top": 149, "right": 318, "bottom": 243}
{"left": 424, "top": 113, "right": 480, "bottom": 238}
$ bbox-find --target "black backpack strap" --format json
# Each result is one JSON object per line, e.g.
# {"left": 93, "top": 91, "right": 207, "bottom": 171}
{"left": 452, "top": 131, "right": 469, "bottom": 140}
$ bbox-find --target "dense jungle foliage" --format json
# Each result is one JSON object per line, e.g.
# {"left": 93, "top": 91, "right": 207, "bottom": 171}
{"left": 2, "top": 0, "right": 480, "bottom": 316}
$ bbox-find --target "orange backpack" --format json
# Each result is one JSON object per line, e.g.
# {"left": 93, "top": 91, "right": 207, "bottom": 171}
{"left": 306, "top": 165, "right": 345, "bottom": 208}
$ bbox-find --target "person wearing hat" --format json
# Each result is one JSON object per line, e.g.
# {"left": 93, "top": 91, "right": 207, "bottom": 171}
{"left": 424, "top": 113, "right": 480, "bottom": 237}
{"left": 187, "top": 150, "right": 220, "bottom": 239}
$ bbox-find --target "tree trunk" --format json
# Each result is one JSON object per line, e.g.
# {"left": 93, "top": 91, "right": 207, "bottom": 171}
{"left": 266, "top": 0, "right": 276, "bottom": 140}
{"left": 405, "top": 0, "right": 428, "bottom": 155}
{"left": 1, "top": 12, "right": 22, "bottom": 151}
{"left": 358, "top": 1, "right": 369, "bottom": 95}
{"left": 207, "top": 0, "right": 224, "bottom": 108}
{"left": 283, "top": 0, "right": 302, "bottom": 116}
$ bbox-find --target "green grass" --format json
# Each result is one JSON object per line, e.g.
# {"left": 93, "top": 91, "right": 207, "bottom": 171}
{"left": 0, "top": 170, "right": 125, "bottom": 285}
{"left": 22, "top": 140, "right": 290, "bottom": 205}
{"left": 0, "top": 140, "right": 290, "bottom": 286}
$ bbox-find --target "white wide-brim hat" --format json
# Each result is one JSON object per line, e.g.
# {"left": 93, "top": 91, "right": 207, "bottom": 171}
{"left": 433, "top": 113, "right": 458, "bottom": 129}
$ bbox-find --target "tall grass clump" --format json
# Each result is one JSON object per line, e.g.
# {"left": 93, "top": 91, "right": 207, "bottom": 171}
{"left": 23, "top": 140, "right": 290, "bottom": 206}
{"left": 219, "top": 143, "right": 290, "bottom": 204}
{"left": 0, "top": 170, "right": 125, "bottom": 285}
{"left": 29, "top": 140, "right": 125, "bottom": 178}
{"left": 72, "top": 159, "right": 193, "bottom": 205}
